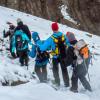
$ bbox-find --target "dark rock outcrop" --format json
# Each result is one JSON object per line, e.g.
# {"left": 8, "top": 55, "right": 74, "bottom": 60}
{"left": 65, "top": 0, "right": 100, "bottom": 35}
{"left": 0, "top": 0, "right": 100, "bottom": 35}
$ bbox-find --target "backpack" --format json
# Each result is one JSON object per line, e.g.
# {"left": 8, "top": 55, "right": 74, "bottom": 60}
{"left": 51, "top": 34, "right": 67, "bottom": 58}
{"left": 75, "top": 39, "right": 89, "bottom": 59}
{"left": 36, "top": 47, "right": 50, "bottom": 63}
{"left": 66, "top": 46, "right": 77, "bottom": 66}
{"left": 15, "top": 35, "right": 27, "bottom": 50}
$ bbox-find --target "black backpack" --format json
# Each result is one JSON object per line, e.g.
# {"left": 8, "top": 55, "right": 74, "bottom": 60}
{"left": 51, "top": 35, "right": 67, "bottom": 58}
{"left": 15, "top": 35, "right": 27, "bottom": 49}
{"left": 36, "top": 47, "right": 50, "bottom": 63}
{"left": 65, "top": 46, "right": 77, "bottom": 66}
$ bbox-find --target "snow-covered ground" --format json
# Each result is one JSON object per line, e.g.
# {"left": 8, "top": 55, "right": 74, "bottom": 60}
{"left": 0, "top": 6, "right": 100, "bottom": 100}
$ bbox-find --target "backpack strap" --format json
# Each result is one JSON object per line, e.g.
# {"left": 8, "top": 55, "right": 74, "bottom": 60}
{"left": 50, "top": 34, "right": 65, "bottom": 56}
{"left": 51, "top": 34, "right": 65, "bottom": 43}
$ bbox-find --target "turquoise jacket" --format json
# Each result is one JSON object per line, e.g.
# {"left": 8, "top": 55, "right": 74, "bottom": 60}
{"left": 12, "top": 30, "right": 31, "bottom": 52}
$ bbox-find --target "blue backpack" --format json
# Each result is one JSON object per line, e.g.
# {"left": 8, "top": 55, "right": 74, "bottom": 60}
{"left": 15, "top": 34, "right": 28, "bottom": 50}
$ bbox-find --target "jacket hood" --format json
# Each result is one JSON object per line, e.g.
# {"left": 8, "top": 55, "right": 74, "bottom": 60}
{"left": 32, "top": 32, "right": 40, "bottom": 43}
{"left": 52, "top": 32, "right": 63, "bottom": 38}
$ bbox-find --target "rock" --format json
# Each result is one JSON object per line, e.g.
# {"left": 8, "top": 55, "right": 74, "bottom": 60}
{"left": 0, "top": 0, "right": 100, "bottom": 36}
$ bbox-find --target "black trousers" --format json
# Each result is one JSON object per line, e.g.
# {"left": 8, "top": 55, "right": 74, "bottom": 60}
{"left": 71, "top": 68, "right": 91, "bottom": 91}
{"left": 52, "top": 58, "right": 69, "bottom": 86}
{"left": 19, "top": 50, "right": 28, "bottom": 66}
{"left": 35, "top": 65, "right": 47, "bottom": 82}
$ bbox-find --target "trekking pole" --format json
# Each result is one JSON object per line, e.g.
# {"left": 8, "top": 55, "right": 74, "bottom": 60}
{"left": 90, "top": 53, "right": 93, "bottom": 66}
{"left": 48, "top": 58, "right": 53, "bottom": 70}
{"left": 0, "top": 30, "right": 5, "bottom": 51}
{"left": 83, "top": 57, "right": 90, "bottom": 82}
{"left": 27, "top": 65, "right": 28, "bottom": 70}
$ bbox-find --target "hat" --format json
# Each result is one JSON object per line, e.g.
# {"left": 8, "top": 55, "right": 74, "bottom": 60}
{"left": 32, "top": 32, "right": 40, "bottom": 43}
{"left": 9, "top": 24, "right": 15, "bottom": 30}
{"left": 17, "top": 18, "right": 22, "bottom": 24}
{"left": 51, "top": 22, "right": 59, "bottom": 31}
{"left": 66, "top": 32, "right": 76, "bottom": 42}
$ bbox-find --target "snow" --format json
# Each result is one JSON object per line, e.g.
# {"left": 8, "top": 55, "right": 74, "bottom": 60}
{"left": 61, "top": 5, "right": 77, "bottom": 24}
{"left": 0, "top": 6, "right": 100, "bottom": 100}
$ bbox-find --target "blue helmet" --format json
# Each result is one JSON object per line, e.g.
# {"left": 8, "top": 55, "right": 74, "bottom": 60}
{"left": 32, "top": 32, "right": 40, "bottom": 43}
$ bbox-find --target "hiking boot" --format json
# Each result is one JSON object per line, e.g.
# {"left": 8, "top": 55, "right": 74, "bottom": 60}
{"left": 32, "top": 72, "right": 35, "bottom": 74}
{"left": 86, "top": 87, "right": 92, "bottom": 92}
{"left": 21, "top": 63, "right": 24, "bottom": 66}
{"left": 41, "top": 80, "right": 48, "bottom": 83}
{"left": 70, "top": 87, "right": 78, "bottom": 93}
{"left": 25, "top": 63, "right": 28, "bottom": 66}
{"left": 64, "top": 83, "right": 69, "bottom": 87}
{"left": 51, "top": 80, "right": 60, "bottom": 87}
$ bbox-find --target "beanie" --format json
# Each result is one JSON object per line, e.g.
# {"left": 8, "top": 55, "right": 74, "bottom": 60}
{"left": 17, "top": 18, "right": 23, "bottom": 26}
{"left": 66, "top": 32, "right": 76, "bottom": 42}
{"left": 51, "top": 22, "right": 59, "bottom": 31}
{"left": 17, "top": 18, "right": 22, "bottom": 24}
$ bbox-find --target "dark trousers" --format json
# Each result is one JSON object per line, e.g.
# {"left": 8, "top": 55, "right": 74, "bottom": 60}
{"left": 19, "top": 50, "right": 28, "bottom": 66}
{"left": 35, "top": 65, "right": 47, "bottom": 82}
{"left": 52, "top": 58, "right": 69, "bottom": 86}
{"left": 71, "top": 68, "right": 91, "bottom": 91}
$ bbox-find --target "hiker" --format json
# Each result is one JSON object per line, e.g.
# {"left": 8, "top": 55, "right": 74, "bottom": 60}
{"left": 12, "top": 30, "right": 31, "bottom": 66}
{"left": 3, "top": 23, "right": 16, "bottom": 57}
{"left": 14, "top": 18, "right": 31, "bottom": 40}
{"left": 29, "top": 32, "right": 49, "bottom": 83}
{"left": 69, "top": 39, "right": 92, "bottom": 92}
{"left": 39, "top": 22, "right": 70, "bottom": 87}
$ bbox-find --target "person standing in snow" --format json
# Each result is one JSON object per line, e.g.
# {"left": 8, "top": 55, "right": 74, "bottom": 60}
{"left": 66, "top": 33, "right": 92, "bottom": 92}
{"left": 12, "top": 30, "right": 31, "bottom": 66}
{"left": 39, "top": 22, "right": 70, "bottom": 87}
{"left": 14, "top": 18, "right": 31, "bottom": 40}
{"left": 71, "top": 40, "right": 92, "bottom": 92}
{"left": 3, "top": 23, "right": 16, "bottom": 57}
{"left": 29, "top": 32, "right": 49, "bottom": 83}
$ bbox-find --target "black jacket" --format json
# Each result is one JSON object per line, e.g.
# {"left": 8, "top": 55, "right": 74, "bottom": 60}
{"left": 66, "top": 46, "right": 77, "bottom": 66}
{"left": 14, "top": 23, "right": 31, "bottom": 40}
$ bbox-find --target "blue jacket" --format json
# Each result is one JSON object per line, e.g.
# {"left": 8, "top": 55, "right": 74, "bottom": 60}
{"left": 39, "top": 32, "right": 70, "bottom": 58}
{"left": 12, "top": 30, "right": 31, "bottom": 52}
{"left": 29, "top": 40, "right": 49, "bottom": 67}
{"left": 29, "top": 32, "right": 49, "bottom": 67}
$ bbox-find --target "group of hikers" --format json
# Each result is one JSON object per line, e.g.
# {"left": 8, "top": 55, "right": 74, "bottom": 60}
{"left": 3, "top": 18, "right": 92, "bottom": 93}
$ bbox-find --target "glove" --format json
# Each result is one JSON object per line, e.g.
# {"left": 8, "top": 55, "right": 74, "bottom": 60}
{"left": 28, "top": 44, "right": 33, "bottom": 51}
{"left": 3, "top": 30, "right": 6, "bottom": 38}
{"left": 11, "top": 52, "right": 16, "bottom": 58}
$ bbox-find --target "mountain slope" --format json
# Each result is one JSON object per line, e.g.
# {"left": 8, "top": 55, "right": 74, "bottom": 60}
{"left": 0, "top": 6, "right": 100, "bottom": 100}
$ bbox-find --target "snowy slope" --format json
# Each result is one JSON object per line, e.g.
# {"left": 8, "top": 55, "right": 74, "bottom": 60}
{"left": 0, "top": 6, "right": 100, "bottom": 100}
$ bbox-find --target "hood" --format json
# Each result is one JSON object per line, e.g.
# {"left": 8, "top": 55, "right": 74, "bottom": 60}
{"left": 32, "top": 32, "right": 40, "bottom": 43}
